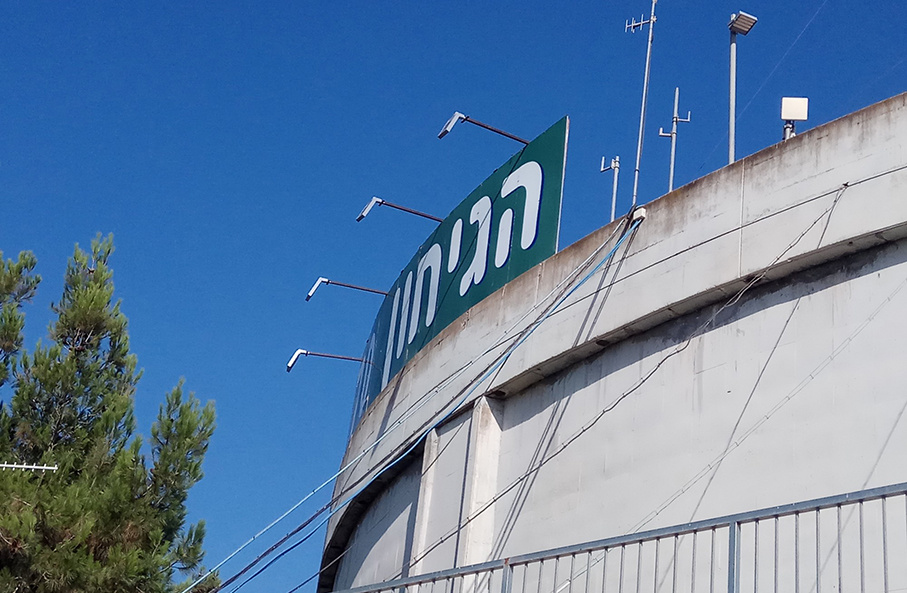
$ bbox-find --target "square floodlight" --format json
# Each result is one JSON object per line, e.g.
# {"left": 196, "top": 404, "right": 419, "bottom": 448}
{"left": 781, "top": 97, "right": 809, "bottom": 121}
{"left": 729, "top": 11, "right": 758, "bottom": 35}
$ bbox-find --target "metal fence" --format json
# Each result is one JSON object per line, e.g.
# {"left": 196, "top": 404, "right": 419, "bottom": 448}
{"left": 336, "top": 482, "right": 907, "bottom": 593}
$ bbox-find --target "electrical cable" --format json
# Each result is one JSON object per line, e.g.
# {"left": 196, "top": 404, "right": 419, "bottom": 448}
{"left": 227, "top": 219, "right": 644, "bottom": 593}
{"left": 276, "top": 219, "right": 643, "bottom": 593}
{"left": 290, "top": 165, "right": 904, "bottom": 593}
{"left": 185, "top": 221, "right": 631, "bottom": 593}
{"left": 308, "top": 180, "right": 856, "bottom": 588}
{"left": 221, "top": 162, "right": 899, "bottom": 591}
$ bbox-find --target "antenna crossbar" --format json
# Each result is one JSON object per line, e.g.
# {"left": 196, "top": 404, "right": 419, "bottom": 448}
{"left": 0, "top": 462, "right": 58, "bottom": 472}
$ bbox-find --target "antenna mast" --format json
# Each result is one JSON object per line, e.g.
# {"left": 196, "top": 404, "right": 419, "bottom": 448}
{"left": 658, "top": 87, "right": 691, "bottom": 192}
{"left": 626, "top": 0, "right": 659, "bottom": 214}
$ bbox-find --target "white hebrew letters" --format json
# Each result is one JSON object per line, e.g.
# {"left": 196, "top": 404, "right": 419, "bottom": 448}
{"left": 395, "top": 271, "right": 412, "bottom": 358}
{"left": 459, "top": 196, "right": 493, "bottom": 296}
{"left": 495, "top": 209, "right": 513, "bottom": 268}
{"left": 382, "top": 288, "right": 400, "bottom": 387}
{"left": 448, "top": 219, "right": 462, "bottom": 273}
{"left": 408, "top": 243, "right": 442, "bottom": 344}
{"left": 495, "top": 161, "right": 544, "bottom": 266}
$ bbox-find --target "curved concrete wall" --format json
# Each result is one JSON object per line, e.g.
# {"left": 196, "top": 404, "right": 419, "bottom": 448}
{"left": 320, "top": 93, "right": 907, "bottom": 592}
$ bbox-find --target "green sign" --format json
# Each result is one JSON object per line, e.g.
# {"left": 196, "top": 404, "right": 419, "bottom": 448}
{"left": 351, "top": 117, "right": 569, "bottom": 429}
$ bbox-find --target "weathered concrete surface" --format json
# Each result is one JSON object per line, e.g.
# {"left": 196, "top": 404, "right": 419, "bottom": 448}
{"left": 320, "top": 93, "right": 907, "bottom": 592}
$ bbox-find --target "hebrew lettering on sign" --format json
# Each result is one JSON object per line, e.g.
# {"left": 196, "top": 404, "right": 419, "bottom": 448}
{"left": 350, "top": 117, "right": 568, "bottom": 431}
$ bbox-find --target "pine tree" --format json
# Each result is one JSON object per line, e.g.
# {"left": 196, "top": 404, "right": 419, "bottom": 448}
{"left": 0, "top": 235, "right": 219, "bottom": 593}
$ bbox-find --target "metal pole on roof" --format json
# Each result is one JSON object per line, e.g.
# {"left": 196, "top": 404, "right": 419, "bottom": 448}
{"left": 626, "top": 0, "right": 659, "bottom": 213}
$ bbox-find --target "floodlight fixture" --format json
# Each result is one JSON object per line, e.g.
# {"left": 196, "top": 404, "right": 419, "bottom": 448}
{"left": 728, "top": 11, "right": 758, "bottom": 35}
{"left": 286, "top": 348, "right": 368, "bottom": 372}
{"left": 437, "top": 111, "right": 529, "bottom": 145}
{"left": 439, "top": 112, "right": 467, "bottom": 139}
{"left": 355, "top": 197, "right": 443, "bottom": 223}
{"left": 306, "top": 277, "right": 329, "bottom": 301}
{"left": 728, "top": 10, "right": 758, "bottom": 164}
{"left": 356, "top": 197, "right": 381, "bottom": 222}
{"left": 305, "top": 277, "right": 387, "bottom": 302}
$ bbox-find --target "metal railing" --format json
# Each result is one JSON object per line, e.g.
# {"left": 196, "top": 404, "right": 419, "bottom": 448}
{"left": 336, "top": 481, "right": 907, "bottom": 593}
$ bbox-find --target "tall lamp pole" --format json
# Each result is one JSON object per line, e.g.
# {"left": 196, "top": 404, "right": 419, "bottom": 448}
{"left": 728, "top": 11, "right": 758, "bottom": 164}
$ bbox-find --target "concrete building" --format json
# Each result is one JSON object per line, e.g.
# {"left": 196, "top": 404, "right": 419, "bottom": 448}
{"left": 319, "top": 92, "right": 907, "bottom": 593}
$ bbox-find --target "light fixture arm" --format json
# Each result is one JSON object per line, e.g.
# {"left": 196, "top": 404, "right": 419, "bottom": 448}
{"left": 286, "top": 348, "right": 369, "bottom": 372}
{"left": 438, "top": 111, "right": 529, "bottom": 145}
{"left": 356, "top": 197, "right": 442, "bottom": 223}
{"left": 306, "top": 277, "right": 387, "bottom": 302}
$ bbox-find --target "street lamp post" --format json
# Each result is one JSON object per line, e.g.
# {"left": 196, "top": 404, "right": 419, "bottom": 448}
{"left": 728, "top": 11, "right": 758, "bottom": 164}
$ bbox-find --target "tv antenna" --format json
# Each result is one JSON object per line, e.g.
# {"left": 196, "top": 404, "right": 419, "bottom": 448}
{"left": 625, "top": 0, "right": 659, "bottom": 214}
{"left": 1, "top": 462, "right": 58, "bottom": 472}
{"left": 658, "top": 87, "right": 691, "bottom": 192}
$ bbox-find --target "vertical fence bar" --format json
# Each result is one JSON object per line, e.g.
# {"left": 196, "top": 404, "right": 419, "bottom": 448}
{"left": 795, "top": 513, "right": 800, "bottom": 593}
{"left": 519, "top": 565, "right": 528, "bottom": 593}
{"left": 653, "top": 540, "right": 660, "bottom": 593}
{"left": 619, "top": 546, "right": 626, "bottom": 593}
{"left": 569, "top": 554, "right": 576, "bottom": 593}
{"left": 709, "top": 529, "right": 716, "bottom": 593}
{"left": 882, "top": 497, "right": 889, "bottom": 593}
{"left": 754, "top": 521, "right": 759, "bottom": 593}
{"left": 836, "top": 505, "right": 843, "bottom": 593}
{"left": 636, "top": 543, "right": 643, "bottom": 593}
{"left": 773, "top": 517, "right": 779, "bottom": 593}
{"left": 691, "top": 532, "right": 697, "bottom": 593}
{"left": 586, "top": 552, "right": 593, "bottom": 593}
{"left": 602, "top": 549, "right": 609, "bottom": 593}
{"left": 672, "top": 536, "right": 679, "bottom": 593}
{"left": 728, "top": 522, "right": 739, "bottom": 593}
{"left": 502, "top": 560, "right": 514, "bottom": 593}
{"left": 859, "top": 502, "right": 865, "bottom": 593}
{"left": 538, "top": 560, "right": 545, "bottom": 593}
{"left": 815, "top": 509, "right": 821, "bottom": 593}
{"left": 554, "top": 557, "right": 561, "bottom": 593}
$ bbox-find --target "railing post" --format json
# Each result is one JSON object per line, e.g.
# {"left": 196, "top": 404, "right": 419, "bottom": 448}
{"left": 501, "top": 560, "right": 514, "bottom": 593}
{"left": 727, "top": 522, "right": 740, "bottom": 593}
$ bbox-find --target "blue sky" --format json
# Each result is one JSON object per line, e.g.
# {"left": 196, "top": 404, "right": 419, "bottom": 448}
{"left": 1, "top": 1, "right": 904, "bottom": 591}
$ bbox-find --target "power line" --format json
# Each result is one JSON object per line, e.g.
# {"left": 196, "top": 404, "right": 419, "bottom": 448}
{"left": 274, "top": 220, "right": 644, "bottom": 593}
{"left": 227, "top": 220, "right": 644, "bottom": 593}
{"left": 308, "top": 178, "right": 861, "bottom": 588}
{"left": 187, "top": 221, "right": 635, "bottom": 593}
